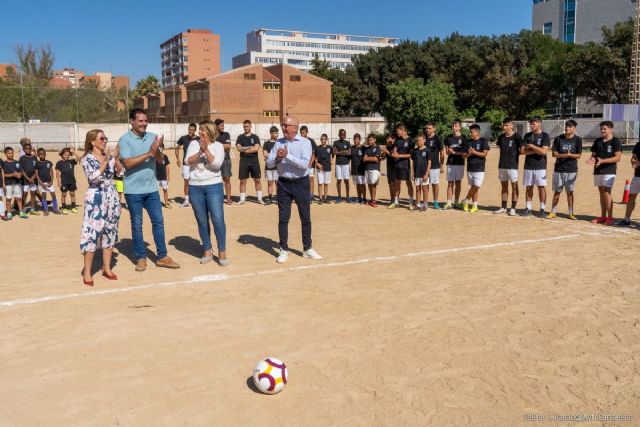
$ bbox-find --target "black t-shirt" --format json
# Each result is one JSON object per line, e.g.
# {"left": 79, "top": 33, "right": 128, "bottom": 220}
{"left": 216, "top": 131, "right": 232, "bottom": 160}
{"left": 55, "top": 159, "right": 78, "bottom": 185}
{"left": 20, "top": 155, "right": 37, "bottom": 178}
{"left": 36, "top": 160, "right": 53, "bottom": 183}
{"left": 412, "top": 147, "right": 430, "bottom": 177}
{"left": 552, "top": 135, "right": 583, "bottom": 173}
{"left": 466, "top": 138, "right": 491, "bottom": 173}
{"left": 591, "top": 137, "right": 622, "bottom": 175}
{"left": 236, "top": 133, "right": 260, "bottom": 160}
{"left": 633, "top": 142, "right": 640, "bottom": 178}
{"left": 523, "top": 132, "right": 551, "bottom": 170}
{"left": 383, "top": 143, "right": 395, "bottom": 172}
{"left": 333, "top": 139, "right": 351, "bottom": 165}
{"left": 364, "top": 144, "right": 382, "bottom": 171}
{"left": 0, "top": 159, "right": 3, "bottom": 186}
{"left": 394, "top": 138, "right": 414, "bottom": 169}
{"left": 177, "top": 135, "right": 199, "bottom": 161}
{"left": 350, "top": 145, "right": 365, "bottom": 175}
{"left": 308, "top": 137, "right": 317, "bottom": 156}
{"left": 3, "top": 160, "right": 21, "bottom": 185}
{"left": 263, "top": 139, "right": 277, "bottom": 171}
{"left": 155, "top": 154, "right": 170, "bottom": 180}
{"left": 497, "top": 133, "right": 522, "bottom": 170}
{"left": 444, "top": 135, "right": 467, "bottom": 166}
{"left": 425, "top": 135, "right": 443, "bottom": 169}
{"left": 316, "top": 145, "right": 332, "bottom": 171}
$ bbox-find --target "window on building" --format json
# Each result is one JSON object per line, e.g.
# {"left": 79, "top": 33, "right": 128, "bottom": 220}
{"left": 263, "top": 110, "right": 280, "bottom": 117}
{"left": 563, "top": 0, "right": 576, "bottom": 43}
{"left": 543, "top": 22, "right": 552, "bottom": 35}
{"left": 289, "top": 75, "right": 301, "bottom": 82}
{"left": 244, "top": 73, "right": 256, "bottom": 80}
{"left": 263, "top": 83, "right": 280, "bottom": 91}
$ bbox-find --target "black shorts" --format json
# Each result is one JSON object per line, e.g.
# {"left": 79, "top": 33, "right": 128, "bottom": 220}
{"left": 239, "top": 159, "right": 261, "bottom": 179}
{"left": 61, "top": 183, "right": 77, "bottom": 192}
{"left": 393, "top": 167, "right": 410, "bottom": 181}
{"left": 386, "top": 168, "right": 396, "bottom": 183}
{"left": 221, "top": 158, "right": 232, "bottom": 178}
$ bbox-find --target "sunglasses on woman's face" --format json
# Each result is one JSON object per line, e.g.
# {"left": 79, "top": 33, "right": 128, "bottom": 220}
{"left": 97, "top": 136, "right": 108, "bottom": 142}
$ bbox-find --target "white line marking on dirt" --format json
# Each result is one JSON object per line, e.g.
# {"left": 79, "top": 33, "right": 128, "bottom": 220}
{"left": 0, "top": 233, "right": 613, "bottom": 309}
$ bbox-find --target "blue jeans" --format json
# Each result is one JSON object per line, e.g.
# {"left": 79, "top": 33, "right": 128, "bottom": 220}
{"left": 189, "top": 183, "right": 226, "bottom": 252}
{"left": 124, "top": 191, "right": 167, "bottom": 260}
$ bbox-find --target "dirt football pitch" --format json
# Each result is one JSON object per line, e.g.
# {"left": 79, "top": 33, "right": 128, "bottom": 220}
{"left": 1, "top": 152, "right": 638, "bottom": 426}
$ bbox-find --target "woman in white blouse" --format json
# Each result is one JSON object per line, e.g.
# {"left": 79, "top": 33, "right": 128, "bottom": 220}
{"left": 185, "top": 121, "right": 228, "bottom": 266}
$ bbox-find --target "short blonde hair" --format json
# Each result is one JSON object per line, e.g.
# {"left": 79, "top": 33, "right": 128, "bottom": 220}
{"left": 199, "top": 122, "right": 219, "bottom": 143}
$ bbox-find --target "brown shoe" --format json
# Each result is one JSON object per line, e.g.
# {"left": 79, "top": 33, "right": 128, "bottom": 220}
{"left": 156, "top": 256, "right": 180, "bottom": 269}
{"left": 135, "top": 258, "right": 147, "bottom": 272}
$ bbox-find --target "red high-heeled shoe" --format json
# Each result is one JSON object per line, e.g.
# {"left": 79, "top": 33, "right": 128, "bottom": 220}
{"left": 101, "top": 269, "right": 118, "bottom": 280}
{"left": 83, "top": 278, "right": 94, "bottom": 286}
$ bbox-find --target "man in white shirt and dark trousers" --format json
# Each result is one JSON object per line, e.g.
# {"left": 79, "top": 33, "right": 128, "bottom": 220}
{"left": 266, "top": 115, "right": 322, "bottom": 263}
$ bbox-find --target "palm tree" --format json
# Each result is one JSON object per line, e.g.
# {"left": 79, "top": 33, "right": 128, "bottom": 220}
{"left": 132, "top": 75, "right": 161, "bottom": 98}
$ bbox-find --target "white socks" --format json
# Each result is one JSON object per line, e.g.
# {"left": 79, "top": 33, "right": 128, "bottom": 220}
{"left": 240, "top": 192, "right": 246, "bottom": 202}
{"left": 256, "top": 191, "right": 263, "bottom": 200}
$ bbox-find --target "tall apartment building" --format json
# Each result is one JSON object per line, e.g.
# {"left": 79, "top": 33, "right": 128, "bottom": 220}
{"left": 533, "top": 0, "right": 637, "bottom": 115}
{"left": 232, "top": 28, "right": 398, "bottom": 71}
{"left": 160, "top": 29, "right": 221, "bottom": 88}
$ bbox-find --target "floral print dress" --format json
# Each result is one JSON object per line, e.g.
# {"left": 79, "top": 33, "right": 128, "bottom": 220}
{"left": 80, "top": 154, "right": 121, "bottom": 253}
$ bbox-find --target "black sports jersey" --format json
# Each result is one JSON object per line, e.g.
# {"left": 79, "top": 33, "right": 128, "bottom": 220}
{"left": 633, "top": 142, "right": 640, "bottom": 178}
{"left": 552, "top": 135, "right": 582, "bottom": 173}
{"left": 20, "top": 155, "right": 37, "bottom": 179}
{"left": 591, "top": 137, "right": 622, "bottom": 175}
{"left": 55, "top": 159, "right": 78, "bottom": 185}
{"left": 466, "top": 138, "right": 490, "bottom": 173}
{"left": 523, "top": 132, "right": 551, "bottom": 170}
{"left": 316, "top": 145, "right": 332, "bottom": 171}
{"left": 0, "top": 159, "right": 3, "bottom": 186}
{"left": 35, "top": 160, "right": 53, "bottom": 183}
{"left": 236, "top": 134, "right": 260, "bottom": 160}
{"left": 364, "top": 144, "right": 382, "bottom": 171}
{"left": 350, "top": 145, "right": 365, "bottom": 175}
{"left": 216, "top": 131, "right": 232, "bottom": 160}
{"left": 412, "top": 147, "right": 430, "bottom": 178}
{"left": 383, "top": 143, "right": 395, "bottom": 172}
{"left": 176, "top": 135, "right": 199, "bottom": 161}
{"left": 425, "top": 135, "right": 443, "bottom": 169}
{"left": 393, "top": 138, "right": 414, "bottom": 169}
{"left": 155, "top": 154, "right": 170, "bottom": 180}
{"left": 444, "top": 135, "right": 467, "bottom": 166}
{"left": 333, "top": 139, "right": 351, "bottom": 165}
{"left": 263, "top": 140, "right": 277, "bottom": 171}
{"left": 3, "top": 160, "right": 21, "bottom": 185}
{"left": 496, "top": 133, "right": 522, "bottom": 170}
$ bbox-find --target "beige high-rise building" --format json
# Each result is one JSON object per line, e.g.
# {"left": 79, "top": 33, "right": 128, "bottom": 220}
{"left": 160, "top": 29, "right": 221, "bottom": 88}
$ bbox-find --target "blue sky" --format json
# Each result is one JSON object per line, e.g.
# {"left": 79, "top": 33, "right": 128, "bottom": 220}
{"left": 0, "top": 0, "right": 532, "bottom": 85}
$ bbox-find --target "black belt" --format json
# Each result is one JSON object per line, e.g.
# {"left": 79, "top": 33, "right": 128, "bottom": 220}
{"left": 278, "top": 176, "right": 307, "bottom": 183}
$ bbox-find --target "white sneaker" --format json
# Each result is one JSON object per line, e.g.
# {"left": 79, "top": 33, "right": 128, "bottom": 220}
{"left": 303, "top": 248, "right": 323, "bottom": 260}
{"left": 258, "top": 198, "right": 265, "bottom": 205}
{"left": 234, "top": 200, "right": 245, "bottom": 205}
{"left": 494, "top": 207, "right": 507, "bottom": 214}
{"left": 508, "top": 208, "right": 517, "bottom": 216}
{"left": 181, "top": 199, "right": 190, "bottom": 208}
{"left": 276, "top": 249, "right": 289, "bottom": 263}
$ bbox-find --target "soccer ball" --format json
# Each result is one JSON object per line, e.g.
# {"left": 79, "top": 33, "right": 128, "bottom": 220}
{"left": 253, "top": 357, "right": 288, "bottom": 394}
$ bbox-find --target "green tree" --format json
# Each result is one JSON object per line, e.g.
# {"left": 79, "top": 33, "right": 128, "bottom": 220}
{"left": 383, "top": 78, "right": 456, "bottom": 136}
{"left": 132, "top": 75, "right": 161, "bottom": 98}
{"left": 564, "top": 19, "right": 633, "bottom": 104}
{"left": 14, "top": 44, "right": 54, "bottom": 85}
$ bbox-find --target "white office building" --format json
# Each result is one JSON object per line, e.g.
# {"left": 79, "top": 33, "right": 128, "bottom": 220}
{"left": 232, "top": 28, "right": 398, "bottom": 71}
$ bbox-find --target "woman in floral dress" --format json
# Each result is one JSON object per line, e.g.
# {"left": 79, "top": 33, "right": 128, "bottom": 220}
{"left": 80, "top": 129, "right": 122, "bottom": 286}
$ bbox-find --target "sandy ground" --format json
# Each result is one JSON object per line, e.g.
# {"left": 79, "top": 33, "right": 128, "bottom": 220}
{"left": 0, "top": 152, "right": 639, "bottom": 426}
